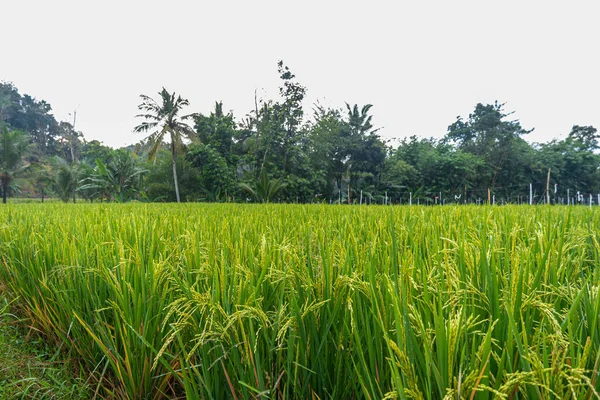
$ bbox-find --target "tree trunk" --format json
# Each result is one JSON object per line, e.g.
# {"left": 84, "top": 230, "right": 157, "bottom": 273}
{"left": 41, "top": 187, "right": 44, "bottom": 203}
{"left": 172, "top": 148, "right": 181, "bottom": 203}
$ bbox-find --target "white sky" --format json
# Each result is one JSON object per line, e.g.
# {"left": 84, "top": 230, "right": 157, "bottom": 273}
{"left": 2, "top": 0, "right": 599, "bottom": 148}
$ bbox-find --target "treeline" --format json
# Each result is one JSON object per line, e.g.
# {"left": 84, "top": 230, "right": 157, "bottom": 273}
{"left": 1, "top": 62, "right": 599, "bottom": 204}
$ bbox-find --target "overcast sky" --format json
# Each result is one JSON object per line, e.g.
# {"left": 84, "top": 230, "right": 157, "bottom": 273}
{"left": 2, "top": 1, "right": 599, "bottom": 148}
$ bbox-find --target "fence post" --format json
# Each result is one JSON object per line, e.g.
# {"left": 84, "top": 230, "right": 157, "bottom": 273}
{"left": 546, "top": 168, "right": 551, "bottom": 204}
{"left": 530, "top": 183, "right": 533, "bottom": 205}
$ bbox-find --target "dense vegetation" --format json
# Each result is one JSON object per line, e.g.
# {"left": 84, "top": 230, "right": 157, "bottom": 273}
{"left": 2, "top": 61, "right": 599, "bottom": 205}
{"left": 0, "top": 204, "right": 599, "bottom": 399}
{"left": 0, "top": 294, "right": 90, "bottom": 398}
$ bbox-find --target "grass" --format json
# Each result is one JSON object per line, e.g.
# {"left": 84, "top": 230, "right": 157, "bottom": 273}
{"left": 0, "top": 203, "right": 599, "bottom": 399}
{"left": 0, "top": 292, "right": 90, "bottom": 399}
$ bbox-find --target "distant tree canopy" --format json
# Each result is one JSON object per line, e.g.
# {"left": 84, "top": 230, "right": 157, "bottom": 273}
{"left": 1, "top": 64, "right": 599, "bottom": 204}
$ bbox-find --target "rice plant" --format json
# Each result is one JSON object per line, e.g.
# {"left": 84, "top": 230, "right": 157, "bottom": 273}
{"left": 0, "top": 204, "right": 599, "bottom": 399}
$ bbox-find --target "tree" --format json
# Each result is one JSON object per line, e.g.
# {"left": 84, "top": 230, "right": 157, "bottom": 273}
{"left": 187, "top": 143, "right": 236, "bottom": 201}
{"left": 52, "top": 157, "right": 79, "bottom": 203}
{"left": 346, "top": 103, "right": 378, "bottom": 137}
{"left": 80, "top": 140, "right": 115, "bottom": 167}
{"left": 194, "top": 102, "right": 236, "bottom": 162}
{"left": 237, "top": 61, "right": 307, "bottom": 181}
{"left": 0, "top": 124, "right": 29, "bottom": 203}
{"left": 240, "top": 169, "right": 283, "bottom": 203}
{"left": 343, "top": 104, "right": 386, "bottom": 202}
{"left": 143, "top": 149, "right": 204, "bottom": 202}
{"left": 80, "top": 150, "right": 147, "bottom": 202}
{"left": 304, "top": 104, "right": 386, "bottom": 202}
{"left": 445, "top": 102, "right": 534, "bottom": 193}
{"left": 134, "top": 88, "right": 195, "bottom": 203}
{"left": 567, "top": 125, "right": 598, "bottom": 151}
{"left": 0, "top": 82, "right": 60, "bottom": 158}
{"left": 278, "top": 61, "right": 307, "bottom": 174}
{"left": 56, "top": 121, "right": 83, "bottom": 163}
{"left": 25, "top": 162, "right": 54, "bottom": 202}
{"left": 535, "top": 132, "right": 600, "bottom": 196}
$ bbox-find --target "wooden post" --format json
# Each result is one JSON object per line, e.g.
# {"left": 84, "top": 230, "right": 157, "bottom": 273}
{"left": 348, "top": 183, "right": 351, "bottom": 205}
{"left": 567, "top": 189, "right": 570, "bottom": 206}
{"left": 546, "top": 168, "right": 551, "bottom": 204}
{"left": 488, "top": 188, "right": 491, "bottom": 205}
{"left": 409, "top": 192, "right": 412, "bottom": 206}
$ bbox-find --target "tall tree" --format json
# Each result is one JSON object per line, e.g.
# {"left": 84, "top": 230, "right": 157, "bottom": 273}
{"left": 278, "top": 61, "right": 307, "bottom": 174}
{"left": 445, "top": 102, "right": 533, "bottom": 194}
{"left": 194, "top": 101, "right": 235, "bottom": 161}
{"left": 0, "top": 82, "right": 60, "bottom": 157}
{"left": 567, "top": 125, "right": 598, "bottom": 151}
{"left": 0, "top": 124, "right": 30, "bottom": 203}
{"left": 134, "top": 88, "right": 196, "bottom": 203}
{"left": 343, "top": 103, "right": 385, "bottom": 201}
{"left": 187, "top": 143, "right": 236, "bottom": 201}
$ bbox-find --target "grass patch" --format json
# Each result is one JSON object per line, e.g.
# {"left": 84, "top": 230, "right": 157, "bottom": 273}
{"left": 0, "top": 293, "right": 90, "bottom": 399}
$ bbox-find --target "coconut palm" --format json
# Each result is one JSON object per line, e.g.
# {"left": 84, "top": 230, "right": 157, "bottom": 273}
{"left": 134, "top": 88, "right": 195, "bottom": 203}
{"left": 79, "top": 151, "right": 147, "bottom": 202}
{"left": 345, "top": 103, "right": 379, "bottom": 136}
{"left": 0, "top": 124, "right": 29, "bottom": 203}
{"left": 52, "top": 156, "right": 79, "bottom": 203}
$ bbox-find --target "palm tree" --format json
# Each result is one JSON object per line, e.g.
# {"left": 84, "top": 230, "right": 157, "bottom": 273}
{"left": 134, "top": 88, "right": 195, "bottom": 203}
{"left": 79, "top": 151, "right": 147, "bottom": 202}
{"left": 52, "top": 157, "right": 79, "bottom": 203}
{"left": 0, "top": 124, "right": 29, "bottom": 204}
{"left": 345, "top": 103, "right": 379, "bottom": 136}
{"left": 240, "top": 169, "right": 283, "bottom": 203}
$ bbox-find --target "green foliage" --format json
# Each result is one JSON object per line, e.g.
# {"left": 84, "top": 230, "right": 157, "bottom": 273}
{"left": 23, "top": 162, "right": 54, "bottom": 202}
{"left": 187, "top": 143, "right": 236, "bottom": 201}
{"left": 240, "top": 169, "right": 283, "bottom": 202}
{"left": 134, "top": 88, "right": 196, "bottom": 203}
{"left": 5, "top": 72, "right": 600, "bottom": 205}
{"left": 0, "top": 295, "right": 90, "bottom": 399}
{"left": 145, "top": 151, "right": 203, "bottom": 202}
{"left": 194, "top": 101, "right": 236, "bottom": 161}
{"left": 568, "top": 125, "right": 599, "bottom": 151}
{"left": 80, "top": 139, "right": 114, "bottom": 166}
{"left": 0, "top": 124, "right": 30, "bottom": 203}
{"left": 52, "top": 157, "right": 79, "bottom": 203}
{"left": 445, "top": 102, "right": 534, "bottom": 191}
{"left": 535, "top": 136, "right": 600, "bottom": 194}
{"left": 2, "top": 205, "right": 600, "bottom": 398}
{"left": 0, "top": 82, "right": 61, "bottom": 158}
{"left": 79, "top": 150, "right": 147, "bottom": 202}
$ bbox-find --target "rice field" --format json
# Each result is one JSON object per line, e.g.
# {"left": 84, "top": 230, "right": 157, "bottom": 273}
{"left": 0, "top": 204, "right": 599, "bottom": 399}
